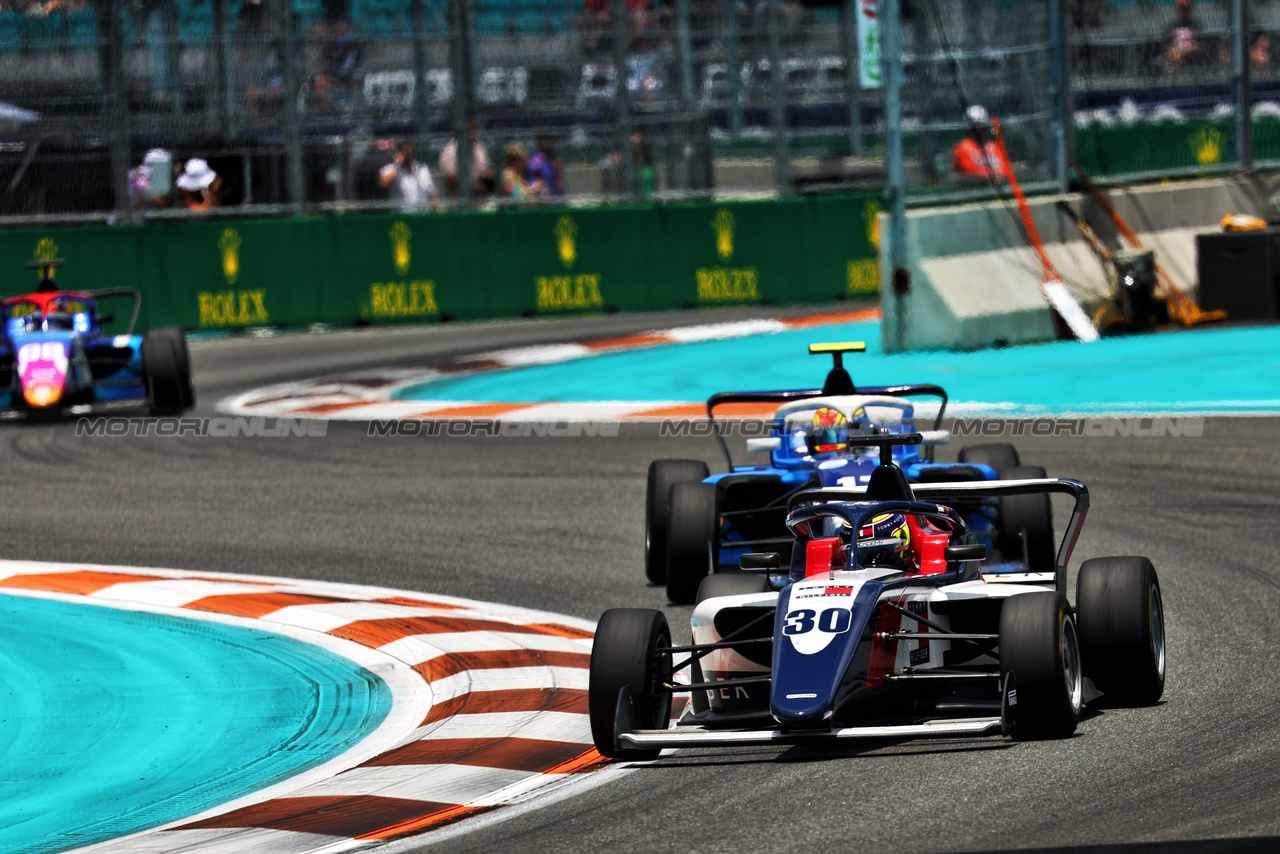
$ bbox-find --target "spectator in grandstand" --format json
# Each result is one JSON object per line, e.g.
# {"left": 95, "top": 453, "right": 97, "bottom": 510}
{"left": 1218, "top": 32, "right": 1272, "bottom": 76}
{"left": 129, "top": 148, "right": 174, "bottom": 214}
{"left": 600, "top": 130, "right": 656, "bottom": 195}
{"left": 525, "top": 136, "right": 563, "bottom": 198}
{"left": 379, "top": 141, "right": 438, "bottom": 209}
{"left": 353, "top": 138, "right": 396, "bottom": 201}
{"left": 509, "top": 144, "right": 536, "bottom": 198}
{"left": 951, "top": 105, "right": 1004, "bottom": 185}
{"left": 501, "top": 144, "right": 545, "bottom": 199}
{"left": 1165, "top": 0, "right": 1205, "bottom": 81}
{"left": 175, "top": 158, "right": 222, "bottom": 211}
{"left": 143, "top": 0, "right": 178, "bottom": 104}
{"left": 247, "top": 40, "right": 287, "bottom": 118}
{"left": 581, "top": 0, "right": 651, "bottom": 54}
{"left": 312, "top": 20, "right": 360, "bottom": 112}
{"left": 439, "top": 117, "right": 495, "bottom": 199}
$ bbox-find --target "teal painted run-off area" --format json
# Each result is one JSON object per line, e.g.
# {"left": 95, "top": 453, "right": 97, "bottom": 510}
{"left": 397, "top": 321, "right": 1280, "bottom": 415}
{"left": 0, "top": 595, "right": 391, "bottom": 854}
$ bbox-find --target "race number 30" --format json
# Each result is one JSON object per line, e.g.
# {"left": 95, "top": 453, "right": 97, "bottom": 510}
{"left": 783, "top": 608, "right": 852, "bottom": 635}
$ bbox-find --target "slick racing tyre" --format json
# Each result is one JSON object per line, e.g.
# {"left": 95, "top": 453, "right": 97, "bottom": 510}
{"left": 957, "top": 442, "right": 1020, "bottom": 476}
{"left": 588, "top": 608, "right": 672, "bottom": 761}
{"left": 696, "top": 574, "right": 770, "bottom": 603}
{"left": 1076, "top": 556, "right": 1165, "bottom": 706}
{"left": 142, "top": 327, "right": 194, "bottom": 416}
{"left": 666, "top": 481, "right": 719, "bottom": 605}
{"left": 999, "top": 591, "right": 1083, "bottom": 740}
{"left": 646, "top": 460, "right": 710, "bottom": 585}
{"left": 688, "top": 575, "right": 770, "bottom": 715}
{"left": 996, "top": 465, "right": 1055, "bottom": 573}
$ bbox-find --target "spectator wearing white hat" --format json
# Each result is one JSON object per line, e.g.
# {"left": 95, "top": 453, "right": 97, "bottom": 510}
{"left": 952, "top": 105, "right": 1004, "bottom": 185}
{"left": 176, "top": 158, "right": 222, "bottom": 211}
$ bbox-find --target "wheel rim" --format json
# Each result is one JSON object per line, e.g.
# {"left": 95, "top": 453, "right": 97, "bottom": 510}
{"left": 651, "top": 631, "right": 672, "bottom": 728}
{"left": 1061, "top": 613, "right": 1083, "bottom": 714}
{"left": 1149, "top": 583, "right": 1166, "bottom": 678}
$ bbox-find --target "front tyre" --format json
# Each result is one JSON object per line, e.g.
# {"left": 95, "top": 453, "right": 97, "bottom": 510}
{"left": 1000, "top": 591, "right": 1083, "bottom": 740}
{"left": 141, "top": 327, "right": 194, "bottom": 416}
{"left": 666, "top": 481, "right": 719, "bottom": 605}
{"left": 588, "top": 608, "right": 672, "bottom": 761}
{"left": 1076, "top": 556, "right": 1165, "bottom": 706}
{"left": 645, "top": 460, "right": 710, "bottom": 585}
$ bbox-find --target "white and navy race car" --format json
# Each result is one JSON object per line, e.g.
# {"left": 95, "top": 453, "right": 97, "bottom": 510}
{"left": 592, "top": 434, "right": 1165, "bottom": 759}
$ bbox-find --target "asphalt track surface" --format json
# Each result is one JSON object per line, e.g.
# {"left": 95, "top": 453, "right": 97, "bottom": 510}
{"left": 3, "top": 304, "right": 1279, "bottom": 854}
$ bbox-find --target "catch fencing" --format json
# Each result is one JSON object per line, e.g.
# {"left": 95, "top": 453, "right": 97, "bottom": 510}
{"left": 0, "top": 1, "right": 1274, "bottom": 219}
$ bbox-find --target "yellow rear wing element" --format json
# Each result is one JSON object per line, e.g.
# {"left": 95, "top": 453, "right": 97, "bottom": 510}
{"left": 808, "top": 342, "right": 866, "bottom": 355}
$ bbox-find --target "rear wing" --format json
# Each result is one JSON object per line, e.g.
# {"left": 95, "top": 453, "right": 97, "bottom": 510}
{"left": 88, "top": 288, "right": 141, "bottom": 336}
{"left": 705, "top": 384, "right": 949, "bottom": 470}
{"left": 786, "top": 478, "right": 1090, "bottom": 595}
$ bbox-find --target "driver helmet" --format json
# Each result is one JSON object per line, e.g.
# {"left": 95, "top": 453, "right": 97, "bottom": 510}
{"left": 806, "top": 407, "right": 850, "bottom": 455}
{"left": 855, "top": 513, "right": 911, "bottom": 568}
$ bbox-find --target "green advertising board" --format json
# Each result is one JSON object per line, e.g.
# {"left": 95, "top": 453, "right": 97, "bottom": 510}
{"left": 0, "top": 192, "right": 882, "bottom": 332}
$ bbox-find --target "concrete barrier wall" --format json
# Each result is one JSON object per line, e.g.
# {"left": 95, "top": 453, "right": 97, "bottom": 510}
{"left": 880, "top": 178, "right": 1263, "bottom": 352}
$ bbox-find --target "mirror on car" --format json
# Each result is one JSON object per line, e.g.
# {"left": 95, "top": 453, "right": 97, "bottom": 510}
{"left": 745, "top": 437, "right": 781, "bottom": 453}
{"left": 739, "top": 552, "right": 782, "bottom": 571}
{"left": 944, "top": 543, "right": 988, "bottom": 562}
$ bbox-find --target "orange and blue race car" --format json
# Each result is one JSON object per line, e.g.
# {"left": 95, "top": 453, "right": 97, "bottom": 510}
{"left": 0, "top": 260, "right": 193, "bottom": 417}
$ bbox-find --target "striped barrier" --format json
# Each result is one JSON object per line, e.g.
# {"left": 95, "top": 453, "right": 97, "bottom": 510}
{"left": 0, "top": 562, "right": 602, "bottom": 853}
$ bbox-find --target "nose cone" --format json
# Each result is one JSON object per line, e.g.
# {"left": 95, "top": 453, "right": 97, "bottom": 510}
{"left": 17, "top": 337, "right": 70, "bottom": 408}
{"left": 770, "top": 579, "right": 880, "bottom": 725}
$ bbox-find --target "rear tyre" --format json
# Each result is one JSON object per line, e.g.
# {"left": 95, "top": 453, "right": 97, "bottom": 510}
{"left": 645, "top": 460, "right": 710, "bottom": 585}
{"left": 997, "top": 465, "right": 1055, "bottom": 573}
{"left": 696, "top": 573, "right": 770, "bottom": 603}
{"left": 1076, "top": 556, "right": 1165, "bottom": 706}
{"left": 666, "top": 482, "right": 719, "bottom": 605}
{"left": 958, "top": 442, "right": 1020, "bottom": 476}
{"left": 999, "top": 591, "right": 1083, "bottom": 740}
{"left": 588, "top": 608, "right": 672, "bottom": 760}
{"left": 142, "top": 327, "right": 194, "bottom": 416}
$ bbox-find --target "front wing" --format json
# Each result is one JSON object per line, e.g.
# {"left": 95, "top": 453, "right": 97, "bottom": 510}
{"left": 619, "top": 717, "right": 1004, "bottom": 750}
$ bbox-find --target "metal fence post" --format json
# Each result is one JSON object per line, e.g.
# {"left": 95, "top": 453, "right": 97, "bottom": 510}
{"left": 767, "top": 0, "right": 789, "bottom": 194}
{"left": 883, "top": 0, "right": 905, "bottom": 347}
{"left": 444, "top": 0, "right": 475, "bottom": 203}
{"left": 676, "top": 0, "right": 694, "bottom": 109}
{"left": 612, "top": 0, "right": 635, "bottom": 198}
{"left": 280, "top": 0, "right": 305, "bottom": 208}
{"left": 1231, "top": 0, "right": 1252, "bottom": 169}
{"left": 725, "top": 0, "right": 741, "bottom": 137}
{"left": 1048, "top": 0, "right": 1070, "bottom": 193}
{"left": 212, "top": 0, "right": 235, "bottom": 137}
{"left": 841, "top": 0, "right": 862, "bottom": 158}
{"left": 105, "top": 0, "right": 131, "bottom": 218}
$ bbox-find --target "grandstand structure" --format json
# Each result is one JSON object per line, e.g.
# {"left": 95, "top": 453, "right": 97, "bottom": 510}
{"left": 0, "top": 0, "right": 1274, "bottom": 217}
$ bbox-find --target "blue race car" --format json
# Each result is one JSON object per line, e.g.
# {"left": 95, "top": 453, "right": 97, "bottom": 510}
{"left": 0, "top": 259, "right": 194, "bottom": 417}
{"left": 596, "top": 434, "right": 1166, "bottom": 759}
{"left": 646, "top": 343, "right": 1050, "bottom": 603}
